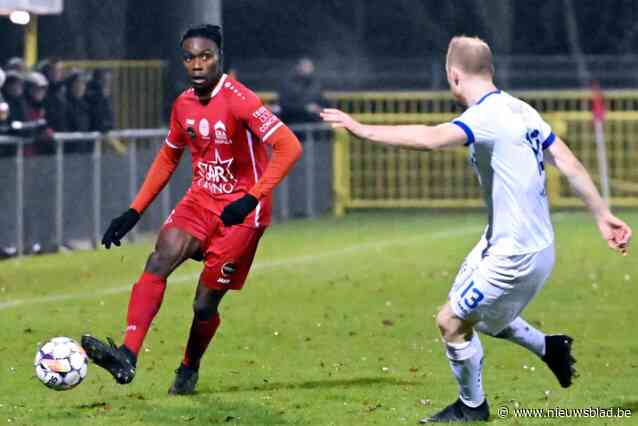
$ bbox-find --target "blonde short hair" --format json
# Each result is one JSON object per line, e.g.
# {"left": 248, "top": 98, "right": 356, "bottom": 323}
{"left": 446, "top": 36, "right": 494, "bottom": 77}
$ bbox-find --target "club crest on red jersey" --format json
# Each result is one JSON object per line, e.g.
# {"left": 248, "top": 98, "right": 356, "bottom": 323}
{"left": 199, "top": 118, "right": 210, "bottom": 139}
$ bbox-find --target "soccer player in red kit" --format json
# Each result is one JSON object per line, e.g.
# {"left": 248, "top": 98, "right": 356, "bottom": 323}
{"left": 81, "top": 24, "right": 302, "bottom": 394}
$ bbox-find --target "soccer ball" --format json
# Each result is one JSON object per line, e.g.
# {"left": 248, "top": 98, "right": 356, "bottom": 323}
{"left": 34, "top": 337, "right": 88, "bottom": 391}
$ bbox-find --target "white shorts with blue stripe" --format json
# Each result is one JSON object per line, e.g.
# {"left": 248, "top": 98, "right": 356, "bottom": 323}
{"left": 448, "top": 239, "right": 555, "bottom": 335}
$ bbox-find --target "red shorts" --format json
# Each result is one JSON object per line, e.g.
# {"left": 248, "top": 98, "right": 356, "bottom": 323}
{"left": 163, "top": 196, "right": 266, "bottom": 291}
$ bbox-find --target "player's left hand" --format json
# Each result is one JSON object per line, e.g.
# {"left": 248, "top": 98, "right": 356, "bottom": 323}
{"left": 596, "top": 211, "right": 632, "bottom": 256}
{"left": 320, "top": 108, "right": 365, "bottom": 137}
{"left": 101, "top": 208, "right": 141, "bottom": 249}
{"left": 220, "top": 194, "right": 259, "bottom": 226}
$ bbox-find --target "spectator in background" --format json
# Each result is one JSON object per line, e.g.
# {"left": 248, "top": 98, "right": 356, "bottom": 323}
{"left": 64, "top": 70, "right": 91, "bottom": 154}
{"left": 2, "top": 71, "right": 27, "bottom": 124}
{"left": 278, "top": 57, "right": 326, "bottom": 125}
{"left": 21, "top": 71, "right": 55, "bottom": 255}
{"left": 24, "top": 72, "right": 49, "bottom": 121}
{"left": 0, "top": 67, "right": 9, "bottom": 134}
{"left": 0, "top": 67, "right": 12, "bottom": 258}
{"left": 38, "top": 58, "right": 68, "bottom": 132}
{"left": 5, "top": 57, "right": 26, "bottom": 73}
{"left": 65, "top": 70, "right": 91, "bottom": 132}
{"left": 24, "top": 71, "right": 55, "bottom": 155}
{"left": 85, "top": 69, "right": 115, "bottom": 132}
{"left": 0, "top": 67, "right": 11, "bottom": 159}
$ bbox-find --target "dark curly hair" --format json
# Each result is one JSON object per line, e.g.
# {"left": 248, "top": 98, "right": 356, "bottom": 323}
{"left": 180, "top": 24, "right": 223, "bottom": 50}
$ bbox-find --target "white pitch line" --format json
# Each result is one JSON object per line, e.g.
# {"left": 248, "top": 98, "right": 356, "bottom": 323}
{"left": 0, "top": 225, "right": 481, "bottom": 311}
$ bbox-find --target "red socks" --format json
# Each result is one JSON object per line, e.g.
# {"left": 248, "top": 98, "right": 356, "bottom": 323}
{"left": 121, "top": 271, "right": 221, "bottom": 369}
{"left": 183, "top": 313, "right": 221, "bottom": 370}
{"left": 123, "top": 272, "right": 167, "bottom": 355}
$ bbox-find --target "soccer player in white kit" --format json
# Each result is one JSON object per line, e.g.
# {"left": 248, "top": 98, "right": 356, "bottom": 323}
{"left": 321, "top": 36, "right": 632, "bottom": 423}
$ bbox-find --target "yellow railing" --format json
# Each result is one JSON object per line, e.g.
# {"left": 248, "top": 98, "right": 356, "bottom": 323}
{"left": 261, "top": 89, "right": 638, "bottom": 114}
{"left": 330, "top": 90, "right": 638, "bottom": 215}
{"left": 42, "top": 74, "right": 638, "bottom": 212}
{"left": 62, "top": 60, "right": 165, "bottom": 129}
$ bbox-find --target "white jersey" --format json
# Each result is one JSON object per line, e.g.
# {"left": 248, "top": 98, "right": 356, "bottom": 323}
{"left": 452, "top": 90, "right": 555, "bottom": 255}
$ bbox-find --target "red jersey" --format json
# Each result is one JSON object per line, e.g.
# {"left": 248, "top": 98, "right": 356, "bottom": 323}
{"left": 166, "top": 74, "right": 283, "bottom": 228}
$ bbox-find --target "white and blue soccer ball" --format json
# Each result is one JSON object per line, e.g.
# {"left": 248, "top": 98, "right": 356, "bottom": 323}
{"left": 34, "top": 337, "right": 88, "bottom": 391}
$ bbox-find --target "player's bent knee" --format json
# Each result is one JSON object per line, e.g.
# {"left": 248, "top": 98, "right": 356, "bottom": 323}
{"left": 192, "top": 303, "right": 217, "bottom": 321}
{"left": 436, "top": 306, "right": 471, "bottom": 341}
{"left": 192, "top": 298, "right": 221, "bottom": 320}
{"left": 435, "top": 307, "right": 455, "bottom": 333}
{"left": 192, "top": 287, "right": 226, "bottom": 320}
{"left": 145, "top": 250, "right": 177, "bottom": 275}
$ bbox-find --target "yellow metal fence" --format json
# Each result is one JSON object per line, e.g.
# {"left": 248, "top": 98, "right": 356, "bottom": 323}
{"left": 329, "top": 91, "right": 638, "bottom": 215}
{"left": 42, "top": 71, "right": 638, "bottom": 213}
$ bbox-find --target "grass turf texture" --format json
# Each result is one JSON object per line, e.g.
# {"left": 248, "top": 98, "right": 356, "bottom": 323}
{"left": 1, "top": 211, "right": 637, "bottom": 425}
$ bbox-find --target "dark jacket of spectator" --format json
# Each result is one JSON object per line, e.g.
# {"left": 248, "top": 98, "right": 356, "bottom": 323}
{"left": 0, "top": 68, "right": 10, "bottom": 157}
{"left": 85, "top": 69, "right": 115, "bottom": 132}
{"left": 24, "top": 72, "right": 55, "bottom": 155}
{"left": 278, "top": 58, "right": 326, "bottom": 124}
{"left": 64, "top": 71, "right": 91, "bottom": 153}
{"left": 0, "top": 67, "right": 8, "bottom": 134}
{"left": 39, "top": 59, "right": 68, "bottom": 132}
{"left": 0, "top": 97, "right": 8, "bottom": 135}
{"left": 65, "top": 72, "right": 91, "bottom": 132}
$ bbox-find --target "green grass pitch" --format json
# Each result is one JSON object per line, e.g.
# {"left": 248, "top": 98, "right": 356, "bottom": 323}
{"left": 1, "top": 211, "right": 637, "bottom": 425}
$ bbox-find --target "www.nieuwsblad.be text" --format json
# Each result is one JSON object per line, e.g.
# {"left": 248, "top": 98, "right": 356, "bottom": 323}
{"left": 497, "top": 406, "right": 632, "bottom": 419}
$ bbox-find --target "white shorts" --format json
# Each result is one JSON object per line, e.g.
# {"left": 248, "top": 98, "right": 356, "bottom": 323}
{"left": 448, "top": 240, "right": 555, "bottom": 335}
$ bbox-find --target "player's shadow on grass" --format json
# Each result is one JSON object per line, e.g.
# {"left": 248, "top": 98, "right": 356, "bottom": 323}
{"left": 208, "top": 376, "right": 419, "bottom": 394}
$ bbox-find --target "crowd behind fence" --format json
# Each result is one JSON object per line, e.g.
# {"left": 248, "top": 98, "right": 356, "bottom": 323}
{"left": 0, "top": 124, "right": 333, "bottom": 257}
{"left": 3, "top": 88, "right": 638, "bottom": 258}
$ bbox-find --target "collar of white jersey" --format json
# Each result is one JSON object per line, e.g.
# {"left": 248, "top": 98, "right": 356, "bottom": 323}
{"left": 209, "top": 73, "right": 228, "bottom": 99}
{"left": 473, "top": 89, "right": 501, "bottom": 106}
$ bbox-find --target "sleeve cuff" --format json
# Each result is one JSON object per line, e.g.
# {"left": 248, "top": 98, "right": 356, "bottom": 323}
{"left": 452, "top": 120, "right": 475, "bottom": 146}
{"left": 542, "top": 132, "right": 556, "bottom": 150}
{"left": 165, "top": 138, "right": 184, "bottom": 149}
{"left": 262, "top": 122, "right": 284, "bottom": 143}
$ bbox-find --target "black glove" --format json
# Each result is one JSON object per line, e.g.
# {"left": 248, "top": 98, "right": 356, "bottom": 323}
{"left": 220, "top": 194, "right": 259, "bottom": 226}
{"left": 101, "top": 208, "right": 141, "bottom": 249}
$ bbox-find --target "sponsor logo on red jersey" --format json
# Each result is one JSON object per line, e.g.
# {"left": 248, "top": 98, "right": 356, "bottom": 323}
{"left": 252, "top": 106, "right": 279, "bottom": 135}
{"left": 196, "top": 150, "right": 237, "bottom": 194}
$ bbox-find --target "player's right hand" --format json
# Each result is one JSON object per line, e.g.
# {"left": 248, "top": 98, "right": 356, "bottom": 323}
{"left": 596, "top": 211, "right": 632, "bottom": 256}
{"left": 320, "top": 108, "right": 365, "bottom": 137}
{"left": 101, "top": 208, "right": 141, "bottom": 249}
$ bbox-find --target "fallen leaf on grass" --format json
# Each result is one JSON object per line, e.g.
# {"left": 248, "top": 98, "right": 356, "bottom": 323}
{"left": 366, "top": 403, "right": 382, "bottom": 412}
{"left": 77, "top": 401, "right": 111, "bottom": 411}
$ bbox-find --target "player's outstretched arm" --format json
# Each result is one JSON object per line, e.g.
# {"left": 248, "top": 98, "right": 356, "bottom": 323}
{"left": 545, "top": 137, "right": 632, "bottom": 255}
{"left": 102, "top": 145, "right": 183, "bottom": 249}
{"left": 320, "top": 108, "right": 467, "bottom": 150}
